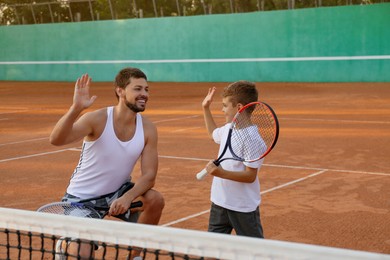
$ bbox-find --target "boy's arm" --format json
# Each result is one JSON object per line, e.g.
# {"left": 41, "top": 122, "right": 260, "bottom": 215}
{"left": 202, "top": 87, "right": 218, "bottom": 138}
{"left": 205, "top": 162, "right": 258, "bottom": 183}
{"left": 50, "top": 74, "right": 97, "bottom": 146}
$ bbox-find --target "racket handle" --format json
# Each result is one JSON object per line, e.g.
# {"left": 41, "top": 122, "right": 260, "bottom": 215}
{"left": 130, "top": 201, "right": 143, "bottom": 209}
{"left": 196, "top": 168, "right": 208, "bottom": 180}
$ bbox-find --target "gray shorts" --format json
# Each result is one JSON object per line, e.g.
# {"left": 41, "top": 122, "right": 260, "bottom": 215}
{"left": 208, "top": 202, "right": 264, "bottom": 238}
{"left": 60, "top": 182, "right": 140, "bottom": 250}
{"left": 62, "top": 181, "right": 139, "bottom": 223}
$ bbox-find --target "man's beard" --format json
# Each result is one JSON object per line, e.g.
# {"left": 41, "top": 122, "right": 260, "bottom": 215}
{"left": 125, "top": 99, "right": 145, "bottom": 113}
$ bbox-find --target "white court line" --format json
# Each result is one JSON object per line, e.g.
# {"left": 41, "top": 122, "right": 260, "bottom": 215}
{"left": 162, "top": 170, "right": 328, "bottom": 227}
{"left": 162, "top": 210, "right": 210, "bottom": 227}
{"left": 0, "top": 115, "right": 200, "bottom": 147}
{"left": 260, "top": 170, "right": 327, "bottom": 195}
{"left": 2, "top": 151, "right": 388, "bottom": 177}
{"left": 159, "top": 155, "right": 209, "bottom": 162}
{"left": 0, "top": 149, "right": 72, "bottom": 163}
{"left": 2, "top": 55, "right": 390, "bottom": 65}
{"left": 159, "top": 157, "right": 389, "bottom": 226}
{"left": 2, "top": 111, "right": 387, "bottom": 227}
{"left": 154, "top": 115, "right": 199, "bottom": 124}
{"left": 172, "top": 127, "right": 202, "bottom": 133}
{"left": 0, "top": 108, "right": 30, "bottom": 115}
{"left": 160, "top": 155, "right": 390, "bottom": 176}
{"left": 280, "top": 117, "right": 390, "bottom": 125}
{"left": 1, "top": 148, "right": 389, "bottom": 227}
{"left": 67, "top": 147, "right": 82, "bottom": 152}
{"left": 0, "top": 137, "right": 48, "bottom": 147}
{"left": 263, "top": 163, "right": 390, "bottom": 176}
{"left": 2, "top": 115, "right": 386, "bottom": 147}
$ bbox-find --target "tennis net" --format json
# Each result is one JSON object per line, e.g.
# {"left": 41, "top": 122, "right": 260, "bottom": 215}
{"left": 0, "top": 207, "right": 388, "bottom": 260}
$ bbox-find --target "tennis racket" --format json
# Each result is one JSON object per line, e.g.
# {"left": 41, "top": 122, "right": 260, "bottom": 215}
{"left": 37, "top": 200, "right": 143, "bottom": 219}
{"left": 196, "top": 101, "right": 279, "bottom": 180}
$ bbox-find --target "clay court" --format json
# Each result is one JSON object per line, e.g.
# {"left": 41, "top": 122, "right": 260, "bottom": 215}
{"left": 0, "top": 81, "right": 389, "bottom": 256}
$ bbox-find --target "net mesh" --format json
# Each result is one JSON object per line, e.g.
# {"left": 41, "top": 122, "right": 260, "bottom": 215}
{"left": 0, "top": 207, "right": 386, "bottom": 260}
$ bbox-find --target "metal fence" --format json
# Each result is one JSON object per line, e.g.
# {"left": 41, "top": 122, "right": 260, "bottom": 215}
{"left": 1, "top": 0, "right": 389, "bottom": 26}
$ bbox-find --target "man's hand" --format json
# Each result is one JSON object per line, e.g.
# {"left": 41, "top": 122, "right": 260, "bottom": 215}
{"left": 73, "top": 74, "right": 97, "bottom": 111}
{"left": 108, "top": 196, "right": 131, "bottom": 216}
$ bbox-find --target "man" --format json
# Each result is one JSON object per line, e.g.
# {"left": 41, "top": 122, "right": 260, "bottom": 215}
{"left": 50, "top": 67, "right": 164, "bottom": 259}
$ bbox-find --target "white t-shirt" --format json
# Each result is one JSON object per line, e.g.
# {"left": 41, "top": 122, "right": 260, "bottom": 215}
{"left": 67, "top": 107, "right": 145, "bottom": 199}
{"left": 210, "top": 123, "right": 264, "bottom": 212}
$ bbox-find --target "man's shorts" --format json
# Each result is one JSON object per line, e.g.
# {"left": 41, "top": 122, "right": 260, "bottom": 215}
{"left": 62, "top": 181, "right": 139, "bottom": 223}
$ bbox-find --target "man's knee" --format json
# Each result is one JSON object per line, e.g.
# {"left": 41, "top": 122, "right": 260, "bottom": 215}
{"left": 143, "top": 189, "right": 165, "bottom": 211}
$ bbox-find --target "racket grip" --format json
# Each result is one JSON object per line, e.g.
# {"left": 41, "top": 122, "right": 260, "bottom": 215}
{"left": 196, "top": 168, "right": 208, "bottom": 180}
{"left": 130, "top": 201, "right": 143, "bottom": 209}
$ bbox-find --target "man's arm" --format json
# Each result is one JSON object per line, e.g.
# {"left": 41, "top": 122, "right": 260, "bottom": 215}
{"left": 50, "top": 74, "right": 97, "bottom": 146}
{"left": 202, "top": 87, "right": 218, "bottom": 138}
{"left": 134, "top": 119, "right": 158, "bottom": 195}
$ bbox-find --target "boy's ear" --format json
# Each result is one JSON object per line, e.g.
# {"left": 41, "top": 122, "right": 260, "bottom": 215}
{"left": 236, "top": 103, "right": 244, "bottom": 111}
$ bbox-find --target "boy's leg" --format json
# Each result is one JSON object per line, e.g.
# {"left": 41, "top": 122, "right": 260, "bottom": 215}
{"left": 208, "top": 203, "right": 233, "bottom": 234}
{"left": 228, "top": 206, "right": 264, "bottom": 238}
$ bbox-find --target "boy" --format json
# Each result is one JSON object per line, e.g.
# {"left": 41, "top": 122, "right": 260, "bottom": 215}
{"left": 201, "top": 81, "right": 264, "bottom": 238}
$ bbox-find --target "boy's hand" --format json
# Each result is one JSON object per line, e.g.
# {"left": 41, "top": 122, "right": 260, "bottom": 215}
{"left": 72, "top": 74, "right": 97, "bottom": 111}
{"left": 202, "top": 87, "right": 216, "bottom": 109}
{"left": 205, "top": 160, "right": 219, "bottom": 175}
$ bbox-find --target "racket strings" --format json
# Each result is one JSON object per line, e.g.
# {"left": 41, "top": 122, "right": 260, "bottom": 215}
{"left": 231, "top": 103, "right": 277, "bottom": 161}
{"left": 39, "top": 204, "right": 102, "bottom": 218}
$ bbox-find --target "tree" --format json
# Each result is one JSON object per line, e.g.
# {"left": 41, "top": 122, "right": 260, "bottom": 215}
{"left": 0, "top": 0, "right": 388, "bottom": 25}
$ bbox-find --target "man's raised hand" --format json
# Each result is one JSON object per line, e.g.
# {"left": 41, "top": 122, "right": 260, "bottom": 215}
{"left": 73, "top": 74, "right": 97, "bottom": 110}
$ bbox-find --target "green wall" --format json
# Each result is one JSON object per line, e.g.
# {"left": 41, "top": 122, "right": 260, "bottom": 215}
{"left": 0, "top": 3, "right": 389, "bottom": 82}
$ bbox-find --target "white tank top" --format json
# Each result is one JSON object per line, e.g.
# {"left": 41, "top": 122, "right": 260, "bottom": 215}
{"left": 67, "top": 107, "right": 145, "bottom": 199}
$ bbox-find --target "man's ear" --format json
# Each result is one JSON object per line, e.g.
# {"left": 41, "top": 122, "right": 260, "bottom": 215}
{"left": 116, "top": 87, "right": 124, "bottom": 97}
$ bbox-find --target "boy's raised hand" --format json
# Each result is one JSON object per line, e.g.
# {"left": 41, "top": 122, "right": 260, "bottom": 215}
{"left": 73, "top": 74, "right": 97, "bottom": 111}
{"left": 202, "top": 87, "right": 216, "bottom": 109}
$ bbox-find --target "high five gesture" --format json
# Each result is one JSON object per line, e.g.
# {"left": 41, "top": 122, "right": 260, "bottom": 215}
{"left": 72, "top": 74, "right": 97, "bottom": 111}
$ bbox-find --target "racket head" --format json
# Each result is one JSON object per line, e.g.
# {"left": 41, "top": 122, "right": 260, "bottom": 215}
{"left": 229, "top": 101, "right": 279, "bottom": 162}
{"left": 37, "top": 202, "right": 103, "bottom": 218}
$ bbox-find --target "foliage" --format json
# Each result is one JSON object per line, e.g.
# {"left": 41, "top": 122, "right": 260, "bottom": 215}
{"left": 0, "top": 0, "right": 388, "bottom": 25}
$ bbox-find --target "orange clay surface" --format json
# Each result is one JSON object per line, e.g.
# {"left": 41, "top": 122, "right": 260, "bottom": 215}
{"left": 0, "top": 81, "right": 389, "bottom": 255}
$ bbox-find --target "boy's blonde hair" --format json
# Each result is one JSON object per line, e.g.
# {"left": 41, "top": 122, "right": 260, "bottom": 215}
{"left": 222, "top": 80, "right": 258, "bottom": 106}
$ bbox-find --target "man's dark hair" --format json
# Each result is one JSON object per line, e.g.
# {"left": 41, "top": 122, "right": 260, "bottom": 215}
{"left": 114, "top": 67, "right": 147, "bottom": 98}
